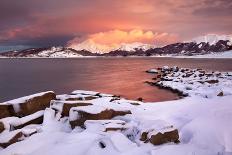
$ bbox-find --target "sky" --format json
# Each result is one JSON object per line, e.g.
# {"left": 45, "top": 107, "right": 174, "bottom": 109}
{"left": 0, "top": 0, "right": 231, "bottom": 50}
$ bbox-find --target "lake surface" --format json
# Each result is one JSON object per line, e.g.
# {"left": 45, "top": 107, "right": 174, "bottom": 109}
{"left": 0, "top": 57, "right": 232, "bottom": 102}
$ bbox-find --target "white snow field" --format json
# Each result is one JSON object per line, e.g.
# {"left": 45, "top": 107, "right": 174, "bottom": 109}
{"left": 0, "top": 66, "right": 232, "bottom": 155}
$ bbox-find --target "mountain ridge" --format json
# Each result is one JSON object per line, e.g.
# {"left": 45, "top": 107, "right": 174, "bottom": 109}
{"left": 1, "top": 34, "right": 232, "bottom": 58}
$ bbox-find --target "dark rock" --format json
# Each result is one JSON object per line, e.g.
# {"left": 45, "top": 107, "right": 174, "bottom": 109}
{"left": 217, "top": 91, "right": 224, "bottom": 96}
{"left": 149, "top": 129, "right": 180, "bottom": 145}
{"left": 0, "top": 104, "right": 15, "bottom": 119}
{"left": 137, "top": 97, "right": 143, "bottom": 102}
{"left": 62, "top": 102, "right": 92, "bottom": 116}
{"left": 205, "top": 79, "right": 219, "bottom": 84}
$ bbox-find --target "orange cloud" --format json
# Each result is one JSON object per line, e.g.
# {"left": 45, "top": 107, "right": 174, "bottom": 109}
{"left": 67, "top": 29, "right": 179, "bottom": 53}
{"left": 68, "top": 29, "right": 178, "bottom": 46}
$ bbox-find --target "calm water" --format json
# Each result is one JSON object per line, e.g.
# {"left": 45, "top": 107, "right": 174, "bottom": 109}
{"left": 0, "top": 57, "right": 232, "bottom": 102}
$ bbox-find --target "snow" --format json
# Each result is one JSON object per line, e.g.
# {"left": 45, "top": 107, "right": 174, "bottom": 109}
{"left": 10, "top": 110, "right": 44, "bottom": 127}
{"left": 1, "top": 67, "right": 232, "bottom": 155}
{"left": 146, "top": 69, "right": 158, "bottom": 74}
{"left": 192, "top": 34, "right": 232, "bottom": 45}
{"left": 37, "top": 47, "right": 83, "bottom": 58}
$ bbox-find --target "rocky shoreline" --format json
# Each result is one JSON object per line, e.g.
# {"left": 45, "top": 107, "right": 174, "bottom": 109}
{"left": 0, "top": 66, "right": 232, "bottom": 155}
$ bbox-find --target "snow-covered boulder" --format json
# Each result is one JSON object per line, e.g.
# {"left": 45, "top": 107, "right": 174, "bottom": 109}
{"left": 1, "top": 91, "right": 56, "bottom": 117}
{"left": 69, "top": 105, "right": 132, "bottom": 128}
{"left": 140, "top": 121, "right": 179, "bottom": 145}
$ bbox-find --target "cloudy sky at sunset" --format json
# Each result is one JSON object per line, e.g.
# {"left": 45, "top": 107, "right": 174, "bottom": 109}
{"left": 0, "top": 0, "right": 231, "bottom": 50}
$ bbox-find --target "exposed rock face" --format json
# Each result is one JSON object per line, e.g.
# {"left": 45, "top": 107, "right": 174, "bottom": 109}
{"left": 6, "top": 92, "right": 56, "bottom": 117}
{"left": 149, "top": 129, "right": 179, "bottom": 145}
{"left": 0, "top": 104, "right": 14, "bottom": 119}
{"left": 69, "top": 108, "right": 132, "bottom": 128}
{"left": 62, "top": 103, "right": 93, "bottom": 116}
{"left": 141, "top": 129, "right": 179, "bottom": 145}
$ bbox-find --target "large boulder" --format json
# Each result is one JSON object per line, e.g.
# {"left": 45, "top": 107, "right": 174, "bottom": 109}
{"left": 4, "top": 91, "right": 56, "bottom": 117}
{"left": 149, "top": 129, "right": 179, "bottom": 145}
{"left": 140, "top": 121, "right": 180, "bottom": 145}
{"left": 69, "top": 105, "right": 131, "bottom": 128}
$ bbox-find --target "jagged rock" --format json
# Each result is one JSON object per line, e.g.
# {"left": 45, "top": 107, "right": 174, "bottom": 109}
{"left": 4, "top": 91, "right": 56, "bottom": 117}
{"left": 69, "top": 106, "right": 131, "bottom": 128}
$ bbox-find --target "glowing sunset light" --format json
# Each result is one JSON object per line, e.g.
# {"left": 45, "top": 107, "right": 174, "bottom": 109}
{"left": 0, "top": 0, "right": 231, "bottom": 48}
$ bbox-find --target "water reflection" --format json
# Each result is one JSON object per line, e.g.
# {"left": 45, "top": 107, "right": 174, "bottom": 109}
{"left": 0, "top": 57, "right": 231, "bottom": 102}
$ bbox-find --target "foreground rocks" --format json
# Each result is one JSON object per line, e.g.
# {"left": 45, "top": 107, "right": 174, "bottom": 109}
{"left": 0, "top": 89, "right": 181, "bottom": 149}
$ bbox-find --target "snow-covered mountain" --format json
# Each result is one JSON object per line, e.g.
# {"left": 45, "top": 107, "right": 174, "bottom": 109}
{"left": 68, "top": 40, "right": 156, "bottom": 54}
{"left": 192, "top": 34, "right": 232, "bottom": 45}
{"left": 1, "top": 35, "right": 232, "bottom": 58}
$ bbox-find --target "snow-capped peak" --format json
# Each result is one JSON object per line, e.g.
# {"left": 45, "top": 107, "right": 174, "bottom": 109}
{"left": 192, "top": 34, "right": 232, "bottom": 45}
{"left": 67, "top": 40, "right": 155, "bottom": 54}
{"left": 117, "top": 42, "right": 156, "bottom": 52}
